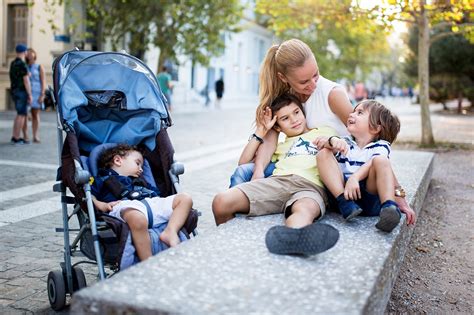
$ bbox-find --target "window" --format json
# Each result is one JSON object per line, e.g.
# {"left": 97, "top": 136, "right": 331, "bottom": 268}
{"left": 7, "top": 4, "right": 28, "bottom": 53}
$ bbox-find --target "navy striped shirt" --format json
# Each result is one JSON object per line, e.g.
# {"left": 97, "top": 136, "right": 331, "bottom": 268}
{"left": 336, "top": 137, "right": 391, "bottom": 176}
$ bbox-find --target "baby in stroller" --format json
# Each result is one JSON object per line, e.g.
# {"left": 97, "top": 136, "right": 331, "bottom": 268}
{"left": 91, "top": 143, "right": 193, "bottom": 261}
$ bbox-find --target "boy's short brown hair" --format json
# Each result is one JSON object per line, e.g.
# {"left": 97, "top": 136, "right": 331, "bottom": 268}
{"left": 98, "top": 144, "right": 140, "bottom": 169}
{"left": 269, "top": 93, "right": 304, "bottom": 127}
{"left": 355, "top": 100, "right": 400, "bottom": 143}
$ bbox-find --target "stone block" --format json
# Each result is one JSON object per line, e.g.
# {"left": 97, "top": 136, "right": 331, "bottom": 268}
{"left": 72, "top": 151, "right": 434, "bottom": 314}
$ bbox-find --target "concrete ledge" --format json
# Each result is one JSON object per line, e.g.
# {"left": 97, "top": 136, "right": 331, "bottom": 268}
{"left": 72, "top": 150, "right": 434, "bottom": 314}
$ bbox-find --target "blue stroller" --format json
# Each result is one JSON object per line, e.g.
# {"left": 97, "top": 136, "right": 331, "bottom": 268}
{"left": 47, "top": 50, "right": 198, "bottom": 311}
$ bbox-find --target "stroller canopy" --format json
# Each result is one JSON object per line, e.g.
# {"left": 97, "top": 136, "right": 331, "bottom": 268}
{"left": 54, "top": 51, "right": 170, "bottom": 151}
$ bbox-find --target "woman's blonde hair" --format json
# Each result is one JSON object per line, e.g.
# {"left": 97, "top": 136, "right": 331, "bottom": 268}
{"left": 256, "top": 39, "right": 314, "bottom": 125}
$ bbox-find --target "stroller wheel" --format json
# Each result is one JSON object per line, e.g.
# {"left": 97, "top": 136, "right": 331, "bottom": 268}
{"left": 72, "top": 267, "right": 87, "bottom": 292}
{"left": 47, "top": 270, "right": 67, "bottom": 311}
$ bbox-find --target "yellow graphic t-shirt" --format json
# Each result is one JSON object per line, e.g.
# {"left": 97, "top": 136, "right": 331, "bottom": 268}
{"left": 272, "top": 127, "right": 336, "bottom": 187}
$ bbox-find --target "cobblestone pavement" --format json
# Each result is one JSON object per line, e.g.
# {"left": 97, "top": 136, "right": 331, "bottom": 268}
{"left": 0, "top": 97, "right": 472, "bottom": 314}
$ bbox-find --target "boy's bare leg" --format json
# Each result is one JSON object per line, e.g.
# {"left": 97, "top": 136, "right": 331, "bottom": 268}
{"left": 22, "top": 117, "right": 28, "bottom": 141}
{"left": 285, "top": 198, "right": 321, "bottom": 228}
{"left": 212, "top": 188, "right": 250, "bottom": 225}
{"left": 160, "top": 193, "right": 193, "bottom": 247}
{"left": 317, "top": 149, "right": 345, "bottom": 197}
{"left": 122, "top": 208, "right": 152, "bottom": 261}
{"left": 365, "top": 156, "right": 396, "bottom": 203}
{"left": 31, "top": 108, "right": 40, "bottom": 141}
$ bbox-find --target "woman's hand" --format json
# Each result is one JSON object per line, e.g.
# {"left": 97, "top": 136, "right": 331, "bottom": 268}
{"left": 344, "top": 176, "right": 361, "bottom": 200}
{"left": 256, "top": 107, "right": 277, "bottom": 137}
{"left": 38, "top": 93, "right": 45, "bottom": 104}
{"left": 396, "top": 197, "right": 416, "bottom": 225}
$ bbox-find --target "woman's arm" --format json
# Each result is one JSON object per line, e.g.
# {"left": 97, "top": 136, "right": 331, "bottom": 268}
{"left": 39, "top": 65, "right": 46, "bottom": 103}
{"left": 328, "top": 87, "right": 353, "bottom": 126}
{"left": 252, "top": 129, "right": 278, "bottom": 180}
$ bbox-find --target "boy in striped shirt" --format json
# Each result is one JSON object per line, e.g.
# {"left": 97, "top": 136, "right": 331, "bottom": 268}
{"left": 314, "top": 100, "right": 415, "bottom": 232}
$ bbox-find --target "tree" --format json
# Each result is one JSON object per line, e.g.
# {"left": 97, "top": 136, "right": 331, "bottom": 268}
{"left": 256, "top": 0, "right": 391, "bottom": 83}
{"left": 380, "top": 1, "right": 473, "bottom": 146}
{"left": 43, "top": 0, "right": 243, "bottom": 71}
{"left": 256, "top": 0, "right": 474, "bottom": 146}
{"left": 405, "top": 24, "right": 474, "bottom": 112}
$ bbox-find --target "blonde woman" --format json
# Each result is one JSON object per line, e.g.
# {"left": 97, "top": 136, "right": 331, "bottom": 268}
{"left": 231, "top": 38, "right": 414, "bottom": 222}
{"left": 23, "top": 48, "right": 45, "bottom": 143}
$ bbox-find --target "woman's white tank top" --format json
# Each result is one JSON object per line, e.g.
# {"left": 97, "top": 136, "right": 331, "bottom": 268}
{"left": 304, "top": 75, "right": 350, "bottom": 136}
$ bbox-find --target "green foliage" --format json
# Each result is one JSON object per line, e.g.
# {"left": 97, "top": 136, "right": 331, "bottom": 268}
{"left": 404, "top": 24, "right": 474, "bottom": 105}
{"left": 43, "top": 0, "right": 243, "bottom": 68}
{"left": 256, "top": 0, "right": 391, "bottom": 82}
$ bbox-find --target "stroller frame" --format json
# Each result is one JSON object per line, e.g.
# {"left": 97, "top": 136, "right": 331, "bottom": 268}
{"left": 46, "top": 50, "right": 191, "bottom": 311}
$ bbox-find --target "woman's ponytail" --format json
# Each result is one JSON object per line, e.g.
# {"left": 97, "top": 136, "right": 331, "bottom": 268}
{"left": 256, "top": 45, "right": 289, "bottom": 125}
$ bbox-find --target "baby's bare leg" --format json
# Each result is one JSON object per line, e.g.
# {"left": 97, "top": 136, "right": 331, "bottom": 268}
{"left": 122, "top": 208, "right": 152, "bottom": 261}
{"left": 285, "top": 198, "right": 321, "bottom": 228}
{"left": 160, "top": 193, "right": 193, "bottom": 247}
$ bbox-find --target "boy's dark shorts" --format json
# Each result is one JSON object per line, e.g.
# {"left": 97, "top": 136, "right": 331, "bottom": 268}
{"left": 344, "top": 176, "right": 381, "bottom": 217}
{"left": 12, "top": 90, "right": 28, "bottom": 116}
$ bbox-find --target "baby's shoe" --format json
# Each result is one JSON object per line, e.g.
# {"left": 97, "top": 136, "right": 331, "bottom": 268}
{"left": 376, "top": 200, "right": 401, "bottom": 232}
{"left": 336, "top": 194, "right": 363, "bottom": 221}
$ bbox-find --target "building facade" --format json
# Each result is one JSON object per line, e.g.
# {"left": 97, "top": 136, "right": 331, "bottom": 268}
{"left": 0, "top": 0, "right": 86, "bottom": 111}
{"left": 0, "top": 0, "right": 273, "bottom": 111}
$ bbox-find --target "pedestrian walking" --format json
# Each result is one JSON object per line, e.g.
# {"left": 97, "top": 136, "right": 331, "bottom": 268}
{"left": 9, "top": 44, "right": 32, "bottom": 145}
{"left": 215, "top": 78, "right": 224, "bottom": 109}
{"left": 22, "top": 48, "right": 46, "bottom": 143}
{"left": 157, "top": 66, "right": 173, "bottom": 111}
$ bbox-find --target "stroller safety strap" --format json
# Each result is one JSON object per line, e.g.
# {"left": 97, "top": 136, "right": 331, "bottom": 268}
{"left": 140, "top": 199, "right": 154, "bottom": 229}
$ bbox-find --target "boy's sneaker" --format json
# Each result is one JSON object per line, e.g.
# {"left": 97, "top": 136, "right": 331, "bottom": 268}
{"left": 336, "top": 194, "right": 363, "bottom": 221}
{"left": 375, "top": 200, "right": 401, "bottom": 233}
{"left": 10, "top": 137, "right": 18, "bottom": 145}
{"left": 265, "top": 222, "right": 339, "bottom": 256}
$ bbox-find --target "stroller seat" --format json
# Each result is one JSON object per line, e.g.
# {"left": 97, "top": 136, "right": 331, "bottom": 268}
{"left": 47, "top": 51, "right": 197, "bottom": 311}
{"left": 81, "top": 142, "right": 157, "bottom": 188}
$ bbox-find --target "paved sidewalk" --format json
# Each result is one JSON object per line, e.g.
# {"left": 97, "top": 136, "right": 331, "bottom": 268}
{"left": 0, "top": 96, "right": 472, "bottom": 313}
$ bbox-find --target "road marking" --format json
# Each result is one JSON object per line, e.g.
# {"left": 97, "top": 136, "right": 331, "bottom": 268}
{"left": 0, "top": 180, "right": 57, "bottom": 203}
{"left": 0, "top": 160, "right": 57, "bottom": 170}
{"left": 175, "top": 141, "right": 246, "bottom": 161}
{"left": 0, "top": 197, "right": 59, "bottom": 227}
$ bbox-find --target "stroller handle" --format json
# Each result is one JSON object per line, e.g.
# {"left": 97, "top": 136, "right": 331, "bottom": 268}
{"left": 74, "top": 160, "right": 91, "bottom": 185}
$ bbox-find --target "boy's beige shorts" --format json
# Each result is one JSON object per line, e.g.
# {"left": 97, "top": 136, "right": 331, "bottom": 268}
{"left": 236, "top": 174, "right": 328, "bottom": 219}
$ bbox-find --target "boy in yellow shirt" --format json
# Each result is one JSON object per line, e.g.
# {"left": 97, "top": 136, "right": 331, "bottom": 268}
{"left": 212, "top": 93, "right": 339, "bottom": 256}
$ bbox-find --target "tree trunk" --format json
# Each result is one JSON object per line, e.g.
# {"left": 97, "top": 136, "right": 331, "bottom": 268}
{"left": 458, "top": 92, "right": 463, "bottom": 114}
{"left": 417, "top": 3, "right": 435, "bottom": 146}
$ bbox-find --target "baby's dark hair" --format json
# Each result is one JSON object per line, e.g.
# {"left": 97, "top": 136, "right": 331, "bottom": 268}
{"left": 355, "top": 100, "right": 400, "bottom": 143}
{"left": 98, "top": 144, "right": 140, "bottom": 169}
{"left": 270, "top": 93, "right": 304, "bottom": 121}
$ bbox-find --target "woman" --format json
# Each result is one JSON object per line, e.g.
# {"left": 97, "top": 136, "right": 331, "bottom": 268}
{"left": 230, "top": 38, "right": 414, "bottom": 223}
{"left": 24, "top": 48, "right": 45, "bottom": 143}
{"left": 230, "top": 39, "right": 351, "bottom": 186}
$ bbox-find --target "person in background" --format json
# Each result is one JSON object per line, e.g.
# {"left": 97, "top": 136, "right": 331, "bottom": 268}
{"left": 22, "top": 48, "right": 45, "bottom": 143}
{"left": 354, "top": 82, "right": 368, "bottom": 102}
{"left": 157, "top": 66, "right": 173, "bottom": 111}
{"left": 9, "top": 44, "right": 32, "bottom": 145}
{"left": 215, "top": 78, "right": 224, "bottom": 109}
